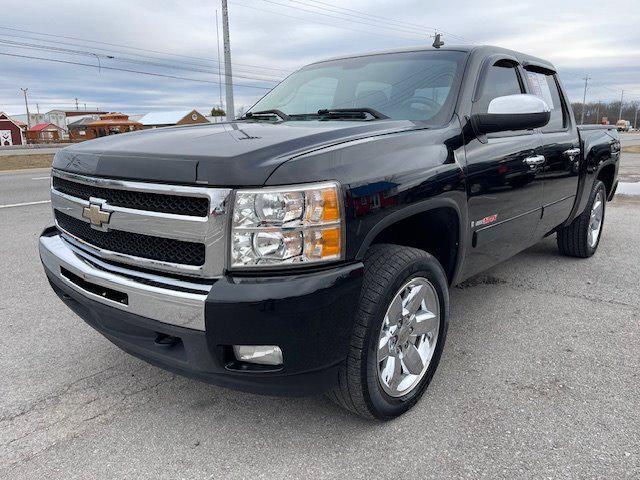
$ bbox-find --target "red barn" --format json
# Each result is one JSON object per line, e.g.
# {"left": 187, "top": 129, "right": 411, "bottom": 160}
{"left": 0, "top": 112, "right": 24, "bottom": 146}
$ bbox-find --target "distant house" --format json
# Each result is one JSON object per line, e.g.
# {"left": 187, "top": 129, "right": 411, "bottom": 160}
{"left": 69, "top": 112, "right": 142, "bottom": 140}
{"left": 26, "top": 123, "right": 66, "bottom": 143}
{"left": 138, "top": 109, "right": 209, "bottom": 129}
{"left": 67, "top": 117, "right": 98, "bottom": 141}
{"left": 46, "top": 110, "right": 109, "bottom": 139}
{"left": 0, "top": 112, "right": 25, "bottom": 146}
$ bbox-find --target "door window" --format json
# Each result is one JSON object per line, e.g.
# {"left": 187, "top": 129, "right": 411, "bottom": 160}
{"left": 525, "top": 71, "right": 566, "bottom": 132}
{"left": 475, "top": 62, "right": 523, "bottom": 113}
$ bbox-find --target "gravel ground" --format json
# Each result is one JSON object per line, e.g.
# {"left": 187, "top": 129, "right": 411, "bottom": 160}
{"left": 1, "top": 157, "right": 639, "bottom": 479}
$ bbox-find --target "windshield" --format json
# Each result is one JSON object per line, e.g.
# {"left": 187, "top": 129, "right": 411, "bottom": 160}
{"left": 248, "top": 50, "right": 467, "bottom": 123}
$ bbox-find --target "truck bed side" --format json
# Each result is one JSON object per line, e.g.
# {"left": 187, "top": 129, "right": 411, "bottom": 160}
{"left": 566, "top": 125, "right": 620, "bottom": 225}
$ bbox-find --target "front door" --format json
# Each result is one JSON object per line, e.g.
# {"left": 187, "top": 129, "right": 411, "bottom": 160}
{"left": 462, "top": 60, "right": 545, "bottom": 278}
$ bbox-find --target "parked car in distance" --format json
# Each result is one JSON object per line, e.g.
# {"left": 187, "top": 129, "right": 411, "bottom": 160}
{"left": 41, "top": 44, "right": 620, "bottom": 420}
{"left": 616, "top": 119, "right": 630, "bottom": 132}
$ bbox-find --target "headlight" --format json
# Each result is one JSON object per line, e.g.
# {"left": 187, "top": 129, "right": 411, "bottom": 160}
{"left": 230, "top": 182, "right": 342, "bottom": 268}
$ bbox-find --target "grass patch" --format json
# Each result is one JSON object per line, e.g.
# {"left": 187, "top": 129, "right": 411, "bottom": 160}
{"left": 0, "top": 154, "right": 54, "bottom": 171}
{"left": 623, "top": 145, "right": 640, "bottom": 154}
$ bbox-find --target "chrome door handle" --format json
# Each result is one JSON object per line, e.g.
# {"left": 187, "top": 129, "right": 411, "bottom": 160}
{"left": 564, "top": 148, "right": 581, "bottom": 158}
{"left": 523, "top": 155, "right": 545, "bottom": 168}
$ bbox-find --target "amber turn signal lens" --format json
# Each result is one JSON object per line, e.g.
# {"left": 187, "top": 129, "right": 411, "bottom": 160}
{"left": 305, "top": 227, "right": 341, "bottom": 260}
{"left": 320, "top": 227, "right": 341, "bottom": 257}
{"left": 321, "top": 188, "right": 340, "bottom": 222}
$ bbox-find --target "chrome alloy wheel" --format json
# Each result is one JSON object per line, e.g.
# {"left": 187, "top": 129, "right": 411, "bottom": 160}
{"left": 588, "top": 189, "right": 605, "bottom": 248}
{"left": 377, "top": 277, "right": 440, "bottom": 397}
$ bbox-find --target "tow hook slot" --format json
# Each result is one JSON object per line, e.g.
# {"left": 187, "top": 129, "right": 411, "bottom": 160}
{"left": 60, "top": 267, "right": 128, "bottom": 305}
{"left": 154, "top": 333, "right": 181, "bottom": 348}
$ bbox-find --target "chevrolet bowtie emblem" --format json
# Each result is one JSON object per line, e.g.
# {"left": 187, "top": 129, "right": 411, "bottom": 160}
{"left": 82, "top": 203, "right": 112, "bottom": 228}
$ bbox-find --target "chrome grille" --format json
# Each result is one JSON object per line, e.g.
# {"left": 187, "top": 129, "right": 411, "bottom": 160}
{"left": 52, "top": 176, "right": 210, "bottom": 217}
{"left": 50, "top": 169, "right": 232, "bottom": 278}
{"left": 55, "top": 211, "right": 206, "bottom": 266}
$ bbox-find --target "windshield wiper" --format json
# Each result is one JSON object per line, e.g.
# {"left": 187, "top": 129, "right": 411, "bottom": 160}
{"left": 240, "top": 109, "right": 290, "bottom": 121}
{"left": 317, "top": 108, "right": 389, "bottom": 120}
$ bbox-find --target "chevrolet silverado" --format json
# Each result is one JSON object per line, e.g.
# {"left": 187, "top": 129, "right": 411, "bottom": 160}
{"left": 40, "top": 45, "right": 620, "bottom": 419}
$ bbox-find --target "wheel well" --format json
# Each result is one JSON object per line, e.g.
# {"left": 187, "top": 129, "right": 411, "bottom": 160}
{"left": 597, "top": 164, "right": 616, "bottom": 199}
{"left": 369, "top": 207, "right": 459, "bottom": 284}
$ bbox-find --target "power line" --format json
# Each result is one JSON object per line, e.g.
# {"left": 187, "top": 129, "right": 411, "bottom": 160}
{"left": 259, "top": 0, "right": 426, "bottom": 40}
{"left": 231, "top": 1, "right": 426, "bottom": 42}
{"left": 290, "top": 0, "right": 478, "bottom": 43}
{"left": 0, "top": 51, "right": 273, "bottom": 90}
{"left": 0, "top": 38, "right": 283, "bottom": 83}
{"left": 0, "top": 33, "right": 286, "bottom": 80}
{"left": 0, "top": 25, "right": 291, "bottom": 74}
{"left": 556, "top": 69, "right": 640, "bottom": 101}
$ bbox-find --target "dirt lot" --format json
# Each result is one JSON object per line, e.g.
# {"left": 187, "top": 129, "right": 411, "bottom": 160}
{"left": 623, "top": 145, "right": 640, "bottom": 154}
{"left": 0, "top": 154, "right": 54, "bottom": 171}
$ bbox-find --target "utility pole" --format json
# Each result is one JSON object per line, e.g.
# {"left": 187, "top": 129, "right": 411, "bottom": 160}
{"left": 21, "top": 88, "right": 31, "bottom": 129}
{"left": 580, "top": 75, "right": 590, "bottom": 125}
{"left": 618, "top": 90, "right": 624, "bottom": 121}
{"left": 84, "top": 103, "right": 87, "bottom": 111}
{"left": 221, "top": 0, "right": 235, "bottom": 120}
{"left": 634, "top": 105, "right": 639, "bottom": 130}
{"left": 36, "top": 103, "right": 40, "bottom": 114}
{"left": 595, "top": 100, "right": 601, "bottom": 125}
{"left": 215, "top": 9, "right": 223, "bottom": 110}
{"left": 75, "top": 98, "right": 79, "bottom": 111}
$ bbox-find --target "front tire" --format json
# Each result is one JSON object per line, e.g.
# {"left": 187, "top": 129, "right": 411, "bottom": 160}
{"left": 557, "top": 180, "right": 606, "bottom": 258}
{"left": 328, "top": 244, "right": 449, "bottom": 420}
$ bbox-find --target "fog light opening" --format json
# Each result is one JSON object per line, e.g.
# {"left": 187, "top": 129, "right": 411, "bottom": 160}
{"left": 233, "top": 345, "right": 283, "bottom": 366}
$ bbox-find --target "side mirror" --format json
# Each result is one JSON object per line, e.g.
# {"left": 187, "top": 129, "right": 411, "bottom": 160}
{"left": 471, "top": 94, "right": 551, "bottom": 134}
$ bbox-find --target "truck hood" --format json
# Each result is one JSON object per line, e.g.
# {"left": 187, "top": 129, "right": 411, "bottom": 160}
{"left": 53, "top": 120, "right": 418, "bottom": 186}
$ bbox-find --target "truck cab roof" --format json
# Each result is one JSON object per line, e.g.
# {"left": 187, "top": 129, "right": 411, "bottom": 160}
{"left": 312, "top": 44, "right": 557, "bottom": 74}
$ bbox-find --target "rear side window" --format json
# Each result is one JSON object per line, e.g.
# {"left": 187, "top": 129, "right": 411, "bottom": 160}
{"left": 475, "top": 63, "right": 523, "bottom": 113}
{"left": 525, "top": 71, "right": 566, "bottom": 131}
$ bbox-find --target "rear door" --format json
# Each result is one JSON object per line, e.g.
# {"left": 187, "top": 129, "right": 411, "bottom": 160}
{"left": 524, "top": 69, "right": 580, "bottom": 236}
{"left": 463, "top": 59, "right": 545, "bottom": 278}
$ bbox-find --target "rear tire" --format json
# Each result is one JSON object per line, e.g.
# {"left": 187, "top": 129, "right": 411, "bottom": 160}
{"left": 557, "top": 180, "right": 606, "bottom": 258}
{"left": 327, "top": 244, "right": 449, "bottom": 420}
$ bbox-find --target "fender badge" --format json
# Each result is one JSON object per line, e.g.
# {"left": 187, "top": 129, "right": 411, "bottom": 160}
{"left": 472, "top": 214, "right": 498, "bottom": 228}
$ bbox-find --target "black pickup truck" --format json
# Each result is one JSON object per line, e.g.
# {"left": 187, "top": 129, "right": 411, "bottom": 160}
{"left": 41, "top": 45, "right": 620, "bottom": 420}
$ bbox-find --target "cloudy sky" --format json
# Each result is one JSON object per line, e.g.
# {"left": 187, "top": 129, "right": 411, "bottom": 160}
{"left": 2, "top": 0, "right": 639, "bottom": 117}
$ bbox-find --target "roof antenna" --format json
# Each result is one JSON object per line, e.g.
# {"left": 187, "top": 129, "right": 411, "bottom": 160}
{"left": 432, "top": 32, "right": 444, "bottom": 49}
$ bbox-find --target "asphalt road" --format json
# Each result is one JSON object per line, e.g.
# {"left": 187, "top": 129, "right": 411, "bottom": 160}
{"left": 0, "top": 169, "right": 52, "bottom": 207}
{"left": 620, "top": 131, "right": 640, "bottom": 146}
{"left": 1, "top": 151, "right": 639, "bottom": 479}
{"left": 619, "top": 132, "right": 640, "bottom": 183}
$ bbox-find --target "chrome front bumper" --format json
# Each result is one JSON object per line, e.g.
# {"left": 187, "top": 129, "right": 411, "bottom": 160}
{"left": 40, "top": 232, "right": 212, "bottom": 330}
